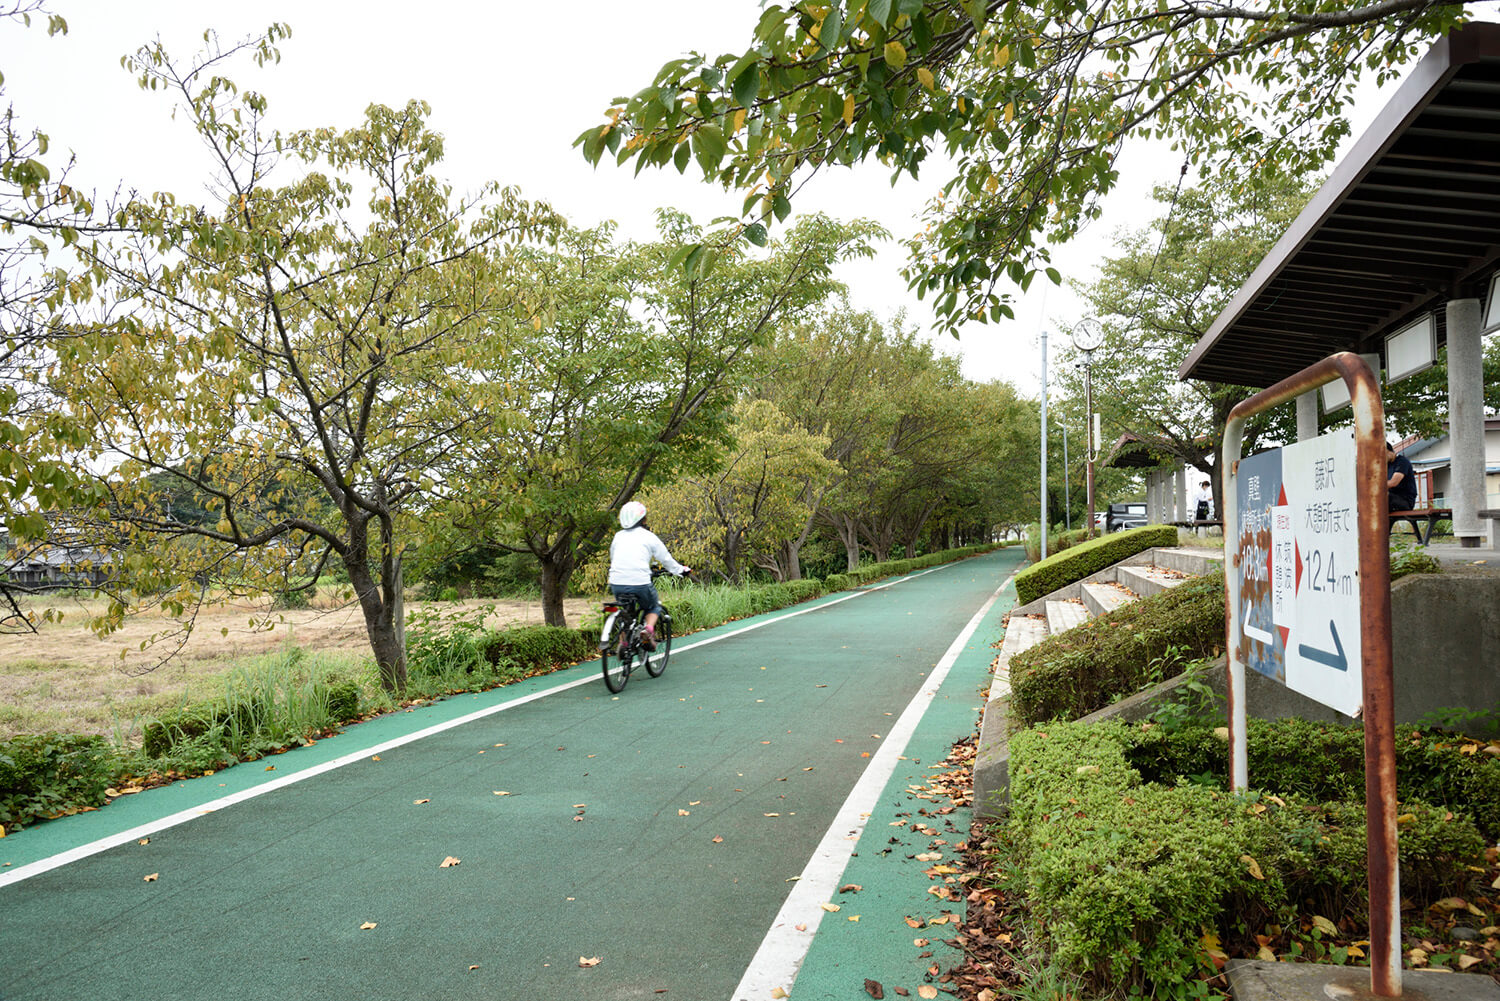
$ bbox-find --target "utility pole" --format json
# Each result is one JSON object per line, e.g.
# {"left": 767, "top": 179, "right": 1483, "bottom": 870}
{"left": 1070, "top": 319, "right": 1105, "bottom": 536}
{"left": 1039, "top": 329, "right": 1048, "bottom": 560}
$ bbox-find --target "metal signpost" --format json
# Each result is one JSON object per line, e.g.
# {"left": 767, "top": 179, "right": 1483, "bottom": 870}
{"left": 1222, "top": 353, "right": 1399, "bottom": 996}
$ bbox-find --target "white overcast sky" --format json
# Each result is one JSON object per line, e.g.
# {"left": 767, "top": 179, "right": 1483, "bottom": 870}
{"left": 0, "top": 2, "right": 1435, "bottom": 395}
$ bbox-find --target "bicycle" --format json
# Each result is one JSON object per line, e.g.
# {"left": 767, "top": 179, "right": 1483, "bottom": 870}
{"left": 599, "top": 567, "right": 678, "bottom": 693}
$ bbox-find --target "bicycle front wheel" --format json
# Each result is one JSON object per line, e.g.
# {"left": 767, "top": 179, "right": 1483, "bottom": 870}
{"left": 601, "top": 611, "right": 632, "bottom": 693}
{"left": 645, "top": 612, "right": 672, "bottom": 677}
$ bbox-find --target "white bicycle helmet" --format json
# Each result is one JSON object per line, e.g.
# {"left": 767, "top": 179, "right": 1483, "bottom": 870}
{"left": 619, "top": 500, "right": 648, "bottom": 529}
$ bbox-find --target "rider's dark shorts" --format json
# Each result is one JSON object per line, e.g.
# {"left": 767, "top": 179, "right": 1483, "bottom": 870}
{"left": 610, "top": 583, "right": 663, "bottom": 618}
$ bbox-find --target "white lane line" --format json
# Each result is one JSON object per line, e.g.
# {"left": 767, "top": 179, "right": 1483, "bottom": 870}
{"left": 0, "top": 560, "right": 985, "bottom": 889}
{"left": 732, "top": 574, "right": 1014, "bottom": 1001}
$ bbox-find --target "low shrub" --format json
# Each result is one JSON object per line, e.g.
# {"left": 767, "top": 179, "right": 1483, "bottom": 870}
{"left": 480, "top": 625, "right": 595, "bottom": 671}
{"left": 1014, "top": 525, "right": 1178, "bottom": 604}
{"left": 1008, "top": 571, "right": 1226, "bottom": 728}
{"left": 0, "top": 733, "right": 115, "bottom": 831}
{"left": 1007, "top": 718, "right": 1490, "bottom": 997}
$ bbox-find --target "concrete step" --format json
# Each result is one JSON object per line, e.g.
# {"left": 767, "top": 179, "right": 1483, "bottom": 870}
{"left": 1081, "top": 581, "right": 1137, "bottom": 617}
{"left": 1117, "top": 563, "right": 1194, "bottom": 598}
{"left": 990, "top": 613, "right": 1049, "bottom": 699}
{"left": 1045, "top": 599, "right": 1089, "bottom": 636}
{"left": 1152, "top": 546, "right": 1224, "bottom": 576}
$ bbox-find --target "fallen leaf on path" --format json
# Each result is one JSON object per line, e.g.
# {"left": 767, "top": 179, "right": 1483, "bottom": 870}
{"left": 690, "top": 801, "right": 701, "bottom": 805}
{"left": 895, "top": 989, "right": 910, "bottom": 998}
{"left": 918, "top": 987, "right": 938, "bottom": 999}
{"left": 848, "top": 915, "right": 860, "bottom": 922}
{"left": 864, "top": 978, "right": 885, "bottom": 998}
{"left": 795, "top": 923, "right": 807, "bottom": 932}
{"left": 493, "top": 791, "right": 510, "bottom": 796}
{"left": 414, "top": 799, "right": 430, "bottom": 805}
{"left": 440, "top": 857, "right": 461, "bottom": 868}
{"left": 913, "top": 938, "right": 930, "bottom": 947}
{"left": 764, "top": 812, "right": 780, "bottom": 817}
{"left": 371, "top": 756, "right": 381, "bottom": 761}
{"left": 579, "top": 956, "right": 601, "bottom": 968}
{"left": 138, "top": 838, "right": 149, "bottom": 846}
{"left": 712, "top": 836, "right": 724, "bottom": 843}
{"left": 905, "top": 917, "right": 925, "bottom": 928}
{"left": 572, "top": 816, "right": 584, "bottom": 822}
{"left": 772, "top": 990, "right": 788, "bottom": 999}
{"left": 264, "top": 765, "right": 275, "bottom": 771}
{"left": 678, "top": 810, "right": 691, "bottom": 816}
{"left": 360, "top": 922, "right": 377, "bottom": 930}
{"left": 573, "top": 804, "right": 586, "bottom": 809}
{"left": 820, "top": 902, "right": 841, "bottom": 912}
{"left": 143, "top": 873, "right": 158, "bottom": 882}
{"left": 839, "top": 884, "right": 863, "bottom": 894}
{"left": 468, "top": 965, "right": 479, "bottom": 971}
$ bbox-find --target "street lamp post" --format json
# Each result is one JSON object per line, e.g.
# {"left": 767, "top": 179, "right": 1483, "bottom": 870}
{"left": 1071, "top": 319, "right": 1105, "bottom": 536}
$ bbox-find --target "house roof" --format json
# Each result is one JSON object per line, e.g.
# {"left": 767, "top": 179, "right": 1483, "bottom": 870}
{"left": 1179, "top": 22, "right": 1500, "bottom": 388}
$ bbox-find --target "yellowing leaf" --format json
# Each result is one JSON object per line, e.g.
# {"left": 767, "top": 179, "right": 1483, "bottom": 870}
{"left": 493, "top": 791, "right": 511, "bottom": 796}
{"left": 848, "top": 915, "right": 860, "bottom": 922}
{"left": 1458, "top": 955, "right": 1483, "bottom": 970}
{"left": 993, "top": 44, "right": 1010, "bottom": 67}
{"left": 578, "top": 956, "right": 601, "bottom": 968}
{"left": 1241, "top": 854, "right": 1264, "bottom": 880}
{"left": 413, "top": 799, "right": 430, "bottom": 805}
{"left": 884, "top": 40, "right": 907, "bottom": 69}
{"left": 678, "top": 809, "right": 691, "bottom": 816}
{"left": 359, "top": 921, "right": 377, "bottom": 930}
{"left": 712, "top": 835, "right": 724, "bottom": 843}
{"left": 440, "top": 856, "right": 461, "bottom": 868}
{"left": 772, "top": 990, "right": 789, "bottom": 1000}
{"left": 905, "top": 917, "right": 926, "bottom": 928}
{"left": 842, "top": 94, "right": 855, "bottom": 125}
{"left": 917, "top": 67, "right": 935, "bottom": 90}
{"left": 919, "top": 986, "right": 939, "bottom": 999}
{"left": 1311, "top": 914, "right": 1338, "bottom": 936}
{"left": 1433, "top": 896, "right": 1469, "bottom": 913}
{"left": 732, "top": 108, "right": 746, "bottom": 134}
{"left": 821, "top": 902, "right": 842, "bottom": 912}
{"left": 1257, "top": 944, "right": 1277, "bottom": 962}
{"left": 143, "top": 872, "right": 159, "bottom": 882}
{"left": 1003, "top": 102, "right": 1015, "bottom": 123}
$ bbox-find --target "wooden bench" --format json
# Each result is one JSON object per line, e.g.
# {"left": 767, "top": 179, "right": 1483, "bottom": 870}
{"left": 1389, "top": 507, "right": 1451, "bottom": 546}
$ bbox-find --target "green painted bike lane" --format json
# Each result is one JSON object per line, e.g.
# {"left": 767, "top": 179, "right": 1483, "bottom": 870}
{"left": 0, "top": 548, "right": 1021, "bottom": 1001}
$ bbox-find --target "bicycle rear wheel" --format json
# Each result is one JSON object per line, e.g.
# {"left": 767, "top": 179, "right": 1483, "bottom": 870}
{"left": 645, "top": 612, "right": 672, "bottom": 677}
{"left": 601, "top": 611, "right": 633, "bottom": 693}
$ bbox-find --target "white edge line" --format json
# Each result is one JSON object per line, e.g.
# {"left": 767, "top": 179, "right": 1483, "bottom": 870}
{"left": 0, "top": 562, "right": 965, "bottom": 888}
{"left": 732, "top": 576, "right": 1012, "bottom": 1000}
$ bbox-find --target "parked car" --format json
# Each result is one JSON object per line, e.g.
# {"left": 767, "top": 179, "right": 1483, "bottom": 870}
{"left": 1105, "top": 502, "right": 1147, "bottom": 533}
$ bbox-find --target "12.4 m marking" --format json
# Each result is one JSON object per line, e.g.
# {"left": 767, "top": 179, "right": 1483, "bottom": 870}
{"left": 1306, "top": 548, "right": 1354, "bottom": 597}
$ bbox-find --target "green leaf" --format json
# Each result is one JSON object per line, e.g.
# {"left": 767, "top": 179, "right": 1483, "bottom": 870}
{"left": 867, "top": 0, "right": 893, "bottom": 28}
{"left": 732, "top": 63, "right": 760, "bottom": 110}
{"left": 772, "top": 193, "right": 792, "bottom": 223}
{"left": 745, "top": 222, "right": 768, "bottom": 246}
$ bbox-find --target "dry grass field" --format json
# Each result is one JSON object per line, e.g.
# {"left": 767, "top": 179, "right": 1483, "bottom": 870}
{"left": 0, "top": 591, "right": 592, "bottom": 741}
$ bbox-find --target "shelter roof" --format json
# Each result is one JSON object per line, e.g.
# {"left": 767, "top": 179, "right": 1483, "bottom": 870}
{"left": 1179, "top": 23, "right": 1500, "bottom": 388}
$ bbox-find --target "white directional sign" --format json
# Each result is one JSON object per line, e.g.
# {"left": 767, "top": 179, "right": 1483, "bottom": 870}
{"left": 1235, "top": 429, "right": 1363, "bottom": 716}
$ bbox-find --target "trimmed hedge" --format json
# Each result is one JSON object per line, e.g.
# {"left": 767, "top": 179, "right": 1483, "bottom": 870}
{"left": 1008, "top": 571, "right": 1225, "bottom": 728}
{"left": 1008, "top": 719, "right": 1489, "bottom": 995}
{"left": 1014, "top": 525, "right": 1179, "bottom": 605}
{"left": 0, "top": 733, "right": 114, "bottom": 831}
{"left": 480, "top": 624, "right": 596, "bottom": 669}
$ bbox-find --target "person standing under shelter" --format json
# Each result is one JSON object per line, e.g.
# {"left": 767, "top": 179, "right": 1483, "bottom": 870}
{"left": 1192, "top": 477, "right": 1214, "bottom": 521}
{"left": 1386, "top": 442, "right": 1418, "bottom": 512}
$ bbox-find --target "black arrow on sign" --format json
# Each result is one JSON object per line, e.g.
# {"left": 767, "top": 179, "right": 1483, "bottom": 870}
{"left": 1298, "top": 620, "right": 1348, "bottom": 672}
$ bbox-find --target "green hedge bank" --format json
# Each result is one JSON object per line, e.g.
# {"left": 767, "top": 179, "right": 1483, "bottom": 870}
{"left": 1008, "top": 718, "right": 1491, "bottom": 995}
{"left": 1013, "top": 525, "right": 1179, "bottom": 605}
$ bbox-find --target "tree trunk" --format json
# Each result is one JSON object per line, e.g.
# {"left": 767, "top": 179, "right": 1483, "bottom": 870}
{"left": 347, "top": 555, "right": 406, "bottom": 695}
{"left": 539, "top": 554, "right": 575, "bottom": 628}
{"left": 827, "top": 512, "right": 861, "bottom": 570}
{"left": 781, "top": 539, "right": 802, "bottom": 581}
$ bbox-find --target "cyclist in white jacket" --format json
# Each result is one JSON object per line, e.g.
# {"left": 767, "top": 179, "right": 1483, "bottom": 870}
{"left": 608, "top": 501, "right": 690, "bottom": 650}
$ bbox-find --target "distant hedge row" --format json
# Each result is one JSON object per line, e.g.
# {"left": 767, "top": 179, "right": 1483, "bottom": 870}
{"left": 1013, "top": 525, "right": 1178, "bottom": 605}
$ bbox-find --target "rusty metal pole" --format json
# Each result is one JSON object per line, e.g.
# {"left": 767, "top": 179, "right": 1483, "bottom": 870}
{"left": 1222, "top": 352, "right": 1399, "bottom": 996}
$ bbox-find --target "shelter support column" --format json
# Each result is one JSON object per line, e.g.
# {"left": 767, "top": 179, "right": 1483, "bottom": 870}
{"left": 1174, "top": 466, "right": 1187, "bottom": 522}
{"left": 1296, "top": 391, "right": 1319, "bottom": 441}
{"left": 1446, "top": 297, "right": 1485, "bottom": 547}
